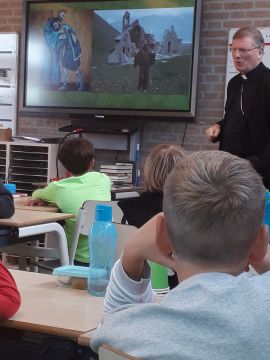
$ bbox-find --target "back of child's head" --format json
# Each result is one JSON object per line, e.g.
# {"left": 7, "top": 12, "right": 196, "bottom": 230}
{"left": 163, "top": 150, "right": 265, "bottom": 267}
{"left": 58, "top": 137, "right": 94, "bottom": 175}
{"left": 143, "top": 144, "right": 187, "bottom": 193}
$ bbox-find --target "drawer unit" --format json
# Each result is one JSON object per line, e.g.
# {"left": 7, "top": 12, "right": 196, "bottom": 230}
{"left": 0, "top": 141, "right": 65, "bottom": 194}
{"left": 0, "top": 143, "right": 8, "bottom": 181}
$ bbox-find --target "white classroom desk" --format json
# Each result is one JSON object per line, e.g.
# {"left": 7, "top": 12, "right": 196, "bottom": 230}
{"left": 0, "top": 209, "right": 73, "bottom": 228}
{"left": 0, "top": 209, "right": 74, "bottom": 267}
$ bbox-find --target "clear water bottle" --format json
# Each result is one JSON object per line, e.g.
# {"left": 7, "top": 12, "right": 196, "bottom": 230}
{"left": 88, "top": 204, "right": 117, "bottom": 296}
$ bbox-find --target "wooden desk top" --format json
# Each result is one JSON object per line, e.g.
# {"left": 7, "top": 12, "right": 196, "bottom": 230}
{"left": 0, "top": 209, "right": 74, "bottom": 227}
{"left": 14, "top": 196, "right": 59, "bottom": 213}
{"left": 2, "top": 270, "right": 104, "bottom": 338}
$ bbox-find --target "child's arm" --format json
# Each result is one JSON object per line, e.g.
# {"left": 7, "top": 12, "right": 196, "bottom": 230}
{"left": 121, "top": 213, "right": 175, "bottom": 281}
{"left": 31, "top": 182, "right": 56, "bottom": 204}
{"left": 25, "top": 198, "right": 51, "bottom": 206}
{"left": 0, "top": 262, "right": 21, "bottom": 319}
{"left": 0, "top": 179, "right": 14, "bottom": 218}
{"left": 103, "top": 214, "right": 175, "bottom": 314}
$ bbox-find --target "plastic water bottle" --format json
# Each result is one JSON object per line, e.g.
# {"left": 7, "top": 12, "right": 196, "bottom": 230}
{"left": 88, "top": 204, "right": 117, "bottom": 296}
{"left": 264, "top": 191, "right": 270, "bottom": 243}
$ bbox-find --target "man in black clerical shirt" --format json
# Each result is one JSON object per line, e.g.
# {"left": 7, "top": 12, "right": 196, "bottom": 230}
{"left": 206, "top": 26, "right": 270, "bottom": 189}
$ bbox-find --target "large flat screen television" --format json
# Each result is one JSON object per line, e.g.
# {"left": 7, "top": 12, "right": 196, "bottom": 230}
{"left": 19, "top": 0, "right": 201, "bottom": 121}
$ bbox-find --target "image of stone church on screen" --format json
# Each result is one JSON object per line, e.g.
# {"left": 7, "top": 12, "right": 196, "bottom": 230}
{"left": 107, "top": 11, "right": 182, "bottom": 65}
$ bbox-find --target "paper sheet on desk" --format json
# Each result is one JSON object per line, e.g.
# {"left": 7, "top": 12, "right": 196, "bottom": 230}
{"left": 13, "top": 193, "right": 28, "bottom": 198}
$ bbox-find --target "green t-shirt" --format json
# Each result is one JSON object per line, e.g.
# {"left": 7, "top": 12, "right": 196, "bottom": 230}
{"left": 32, "top": 172, "right": 111, "bottom": 263}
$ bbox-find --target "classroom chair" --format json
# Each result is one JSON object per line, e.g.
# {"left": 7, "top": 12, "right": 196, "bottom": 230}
{"left": 98, "top": 344, "right": 141, "bottom": 360}
{"left": 25, "top": 199, "right": 123, "bottom": 272}
{"left": 29, "top": 200, "right": 124, "bottom": 271}
{"left": 5, "top": 200, "right": 134, "bottom": 272}
{"left": 28, "top": 199, "right": 130, "bottom": 271}
{"left": 69, "top": 199, "right": 135, "bottom": 264}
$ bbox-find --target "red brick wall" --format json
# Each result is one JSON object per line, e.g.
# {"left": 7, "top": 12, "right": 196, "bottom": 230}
{"left": 0, "top": 0, "right": 22, "bottom": 33}
{"left": 2, "top": 0, "right": 270, "bottom": 164}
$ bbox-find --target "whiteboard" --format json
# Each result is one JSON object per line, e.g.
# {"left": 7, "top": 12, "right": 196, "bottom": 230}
{"left": 225, "top": 27, "right": 270, "bottom": 104}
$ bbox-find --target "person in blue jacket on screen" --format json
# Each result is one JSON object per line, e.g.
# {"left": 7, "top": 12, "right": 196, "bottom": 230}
{"left": 43, "top": 10, "right": 83, "bottom": 91}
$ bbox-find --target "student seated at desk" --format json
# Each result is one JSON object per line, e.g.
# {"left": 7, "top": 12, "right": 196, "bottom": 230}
{"left": 27, "top": 138, "right": 111, "bottom": 265}
{"left": 91, "top": 151, "right": 270, "bottom": 360}
{"left": 118, "top": 143, "right": 187, "bottom": 288}
{"left": 0, "top": 180, "right": 20, "bottom": 319}
{"left": 0, "top": 178, "right": 15, "bottom": 218}
{"left": 0, "top": 261, "right": 21, "bottom": 319}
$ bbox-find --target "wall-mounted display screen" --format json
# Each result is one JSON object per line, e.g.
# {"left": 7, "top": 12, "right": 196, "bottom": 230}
{"left": 20, "top": 0, "right": 201, "bottom": 120}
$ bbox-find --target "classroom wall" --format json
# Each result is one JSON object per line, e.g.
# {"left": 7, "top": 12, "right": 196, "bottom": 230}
{"left": 2, "top": 0, "right": 270, "bottom": 168}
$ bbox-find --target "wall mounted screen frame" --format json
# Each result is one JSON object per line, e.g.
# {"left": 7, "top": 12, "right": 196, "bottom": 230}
{"left": 19, "top": 0, "right": 202, "bottom": 121}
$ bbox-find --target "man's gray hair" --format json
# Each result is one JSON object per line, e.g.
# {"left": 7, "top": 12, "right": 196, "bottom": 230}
{"left": 233, "top": 26, "right": 264, "bottom": 52}
{"left": 163, "top": 151, "right": 266, "bottom": 266}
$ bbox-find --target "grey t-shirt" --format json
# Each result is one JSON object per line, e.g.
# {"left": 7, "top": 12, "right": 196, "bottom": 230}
{"left": 91, "top": 260, "right": 270, "bottom": 360}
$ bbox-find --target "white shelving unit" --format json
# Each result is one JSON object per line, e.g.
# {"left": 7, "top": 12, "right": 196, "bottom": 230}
{"left": 0, "top": 33, "right": 19, "bottom": 135}
{"left": 0, "top": 141, "right": 65, "bottom": 193}
{"left": 0, "top": 142, "right": 8, "bottom": 181}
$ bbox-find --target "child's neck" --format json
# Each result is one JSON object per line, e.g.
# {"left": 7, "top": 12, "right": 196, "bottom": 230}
{"left": 72, "top": 169, "right": 92, "bottom": 177}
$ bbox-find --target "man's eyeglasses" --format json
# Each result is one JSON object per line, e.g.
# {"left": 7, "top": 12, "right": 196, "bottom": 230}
{"left": 229, "top": 46, "right": 259, "bottom": 55}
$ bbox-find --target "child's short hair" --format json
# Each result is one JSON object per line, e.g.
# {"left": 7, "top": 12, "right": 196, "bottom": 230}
{"left": 163, "top": 150, "right": 265, "bottom": 266}
{"left": 58, "top": 137, "right": 95, "bottom": 175}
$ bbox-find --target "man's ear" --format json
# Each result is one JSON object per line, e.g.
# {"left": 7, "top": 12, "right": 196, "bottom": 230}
{"left": 258, "top": 47, "right": 264, "bottom": 59}
{"left": 155, "top": 212, "right": 173, "bottom": 255}
{"left": 248, "top": 225, "right": 269, "bottom": 263}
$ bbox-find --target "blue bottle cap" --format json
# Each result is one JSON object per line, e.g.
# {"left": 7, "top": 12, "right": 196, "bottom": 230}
{"left": 4, "top": 183, "right": 16, "bottom": 194}
{"left": 95, "top": 204, "right": 112, "bottom": 222}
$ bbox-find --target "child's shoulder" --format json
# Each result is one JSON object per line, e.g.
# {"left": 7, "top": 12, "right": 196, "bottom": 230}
{"left": 88, "top": 171, "right": 111, "bottom": 180}
{"left": 55, "top": 172, "right": 111, "bottom": 185}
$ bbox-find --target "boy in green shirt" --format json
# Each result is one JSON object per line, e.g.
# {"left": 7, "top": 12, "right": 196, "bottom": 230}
{"left": 29, "top": 138, "right": 111, "bottom": 264}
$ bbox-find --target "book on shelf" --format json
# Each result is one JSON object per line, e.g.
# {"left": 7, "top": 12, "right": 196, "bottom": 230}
{"left": 108, "top": 176, "right": 132, "bottom": 183}
{"left": 100, "top": 162, "right": 133, "bottom": 170}
{"left": 12, "top": 136, "right": 42, "bottom": 143}
{"left": 108, "top": 174, "right": 131, "bottom": 179}
{"left": 100, "top": 168, "right": 133, "bottom": 174}
{"left": 111, "top": 184, "right": 135, "bottom": 190}
{"left": 100, "top": 162, "right": 134, "bottom": 184}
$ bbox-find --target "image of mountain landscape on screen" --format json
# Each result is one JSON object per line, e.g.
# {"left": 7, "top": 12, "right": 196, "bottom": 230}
{"left": 91, "top": 8, "right": 194, "bottom": 95}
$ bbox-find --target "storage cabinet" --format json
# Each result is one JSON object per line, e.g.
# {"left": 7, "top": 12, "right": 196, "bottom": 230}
{"left": 0, "top": 143, "right": 8, "bottom": 181}
{"left": 0, "top": 141, "right": 64, "bottom": 194}
{"left": 0, "top": 33, "right": 19, "bottom": 135}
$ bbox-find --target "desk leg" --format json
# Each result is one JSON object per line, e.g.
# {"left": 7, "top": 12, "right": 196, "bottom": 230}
{"left": 19, "top": 223, "right": 69, "bottom": 266}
